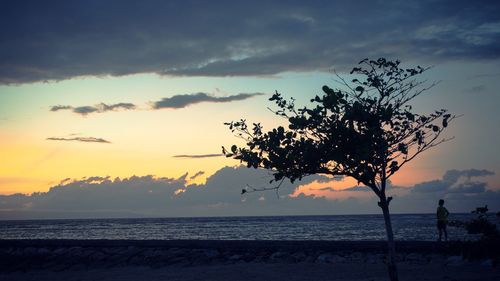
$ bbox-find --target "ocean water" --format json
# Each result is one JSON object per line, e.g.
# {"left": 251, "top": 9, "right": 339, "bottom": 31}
{"left": 0, "top": 213, "right": 485, "bottom": 241}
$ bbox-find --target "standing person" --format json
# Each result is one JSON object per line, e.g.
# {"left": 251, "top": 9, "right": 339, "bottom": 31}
{"left": 437, "top": 199, "right": 449, "bottom": 241}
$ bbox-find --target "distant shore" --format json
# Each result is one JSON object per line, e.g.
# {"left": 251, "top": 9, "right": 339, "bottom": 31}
{"left": 1, "top": 239, "right": 498, "bottom": 281}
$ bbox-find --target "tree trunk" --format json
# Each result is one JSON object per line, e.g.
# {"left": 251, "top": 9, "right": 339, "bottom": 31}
{"left": 380, "top": 197, "right": 399, "bottom": 281}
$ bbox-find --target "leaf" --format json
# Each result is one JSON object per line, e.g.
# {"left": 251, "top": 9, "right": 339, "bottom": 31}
{"left": 442, "top": 119, "right": 448, "bottom": 128}
{"left": 398, "top": 143, "right": 408, "bottom": 154}
{"left": 355, "top": 86, "right": 364, "bottom": 93}
{"left": 405, "top": 112, "right": 415, "bottom": 121}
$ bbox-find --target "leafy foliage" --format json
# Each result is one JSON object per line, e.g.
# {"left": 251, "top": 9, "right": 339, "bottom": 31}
{"left": 459, "top": 206, "right": 500, "bottom": 263}
{"left": 465, "top": 205, "right": 499, "bottom": 237}
{"left": 224, "top": 58, "right": 456, "bottom": 198}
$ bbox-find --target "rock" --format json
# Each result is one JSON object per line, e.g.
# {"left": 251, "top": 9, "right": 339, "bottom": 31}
{"left": 446, "top": 255, "right": 464, "bottom": 266}
{"left": 0, "top": 248, "right": 14, "bottom": 255}
{"left": 81, "top": 248, "right": 98, "bottom": 259}
{"left": 164, "top": 247, "right": 186, "bottom": 258}
{"left": 228, "top": 254, "right": 242, "bottom": 261}
{"left": 102, "top": 247, "right": 124, "bottom": 255}
{"left": 53, "top": 247, "right": 67, "bottom": 256}
{"left": 203, "top": 249, "right": 220, "bottom": 259}
{"left": 291, "top": 251, "right": 307, "bottom": 262}
{"left": 365, "top": 254, "right": 378, "bottom": 264}
{"left": 142, "top": 249, "right": 158, "bottom": 259}
{"left": 128, "top": 255, "right": 146, "bottom": 265}
{"left": 349, "top": 252, "right": 364, "bottom": 262}
{"left": 428, "top": 254, "right": 444, "bottom": 264}
{"left": 270, "top": 251, "right": 287, "bottom": 260}
{"left": 305, "top": 255, "right": 316, "bottom": 263}
{"left": 168, "top": 256, "right": 187, "bottom": 264}
{"left": 67, "top": 246, "right": 83, "bottom": 257}
{"left": 316, "top": 253, "right": 332, "bottom": 263}
{"left": 70, "top": 263, "right": 87, "bottom": 271}
{"left": 23, "top": 247, "right": 38, "bottom": 256}
{"left": 270, "top": 251, "right": 295, "bottom": 263}
{"left": 37, "top": 248, "right": 51, "bottom": 256}
{"left": 89, "top": 251, "right": 106, "bottom": 262}
{"left": 242, "top": 253, "right": 256, "bottom": 262}
{"left": 126, "top": 246, "right": 142, "bottom": 257}
{"left": 480, "top": 259, "right": 493, "bottom": 267}
{"left": 405, "top": 253, "right": 426, "bottom": 264}
{"left": 316, "top": 253, "right": 345, "bottom": 263}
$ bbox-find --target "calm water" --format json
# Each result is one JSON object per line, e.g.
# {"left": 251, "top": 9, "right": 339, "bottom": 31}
{"left": 0, "top": 214, "right": 484, "bottom": 241}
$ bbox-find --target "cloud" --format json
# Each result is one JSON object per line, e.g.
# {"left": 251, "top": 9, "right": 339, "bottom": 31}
{"left": 152, "top": 92, "right": 265, "bottom": 109}
{"left": 411, "top": 180, "right": 449, "bottom": 193}
{"left": 49, "top": 93, "right": 262, "bottom": 116}
{"left": 1, "top": 0, "right": 499, "bottom": 84}
{"left": 190, "top": 171, "right": 205, "bottom": 180}
{"left": 295, "top": 169, "right": 499, "bottom": 213}
{"left": 449, "top": 182, "right": 486, "bottom": 194}
{"left": 0, "top": 167, "right": 498, "bottom": 219}
{"left": 46, "top": 137, "right": 111, "bottom": 143}
{"left": 342, "top": 186, "right": 372, "bottom": 192}
{"left": 0, "top": 167, "right": 333, "bottom": 219}
{"left": 50, "top": 105, "right": 72, "bottom": 111}
{"left": 50, "top": 103, "right": 136, "bottom": 116}
{"left": 388, "top": 169, "right": 498, "bottom": 213}
{"left": 312, "top": 187, "right": 335, "bottom": 192}
{"left": 441, "top": 169, "right": 495, "bottom": 184}
{"left": 464, "top": 85, "right": 486, "bottom": 93}
{"left": 173, "top": 154, "right": 223, "bottom": 159}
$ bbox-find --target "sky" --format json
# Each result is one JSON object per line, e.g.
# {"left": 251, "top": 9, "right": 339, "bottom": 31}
{"left": 1, "top": 0, "right": 500, "bottom": 218}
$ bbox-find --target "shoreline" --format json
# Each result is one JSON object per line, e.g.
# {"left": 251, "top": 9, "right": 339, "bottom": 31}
{"left": 0, "top": 239, "right": 451, "bottom": 251}
{"left": 0, "top": 239, "right": 485, "bottom": 267}
{"left": 1, "top": 239, "right": 498, "bottom": 281}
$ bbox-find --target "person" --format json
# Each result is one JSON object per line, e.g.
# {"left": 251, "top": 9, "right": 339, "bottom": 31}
{"left": 436, "top": 199, "right": 449, "bottom": 241}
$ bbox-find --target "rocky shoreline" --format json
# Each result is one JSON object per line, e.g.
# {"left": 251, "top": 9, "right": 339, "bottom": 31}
{"left": 0, "top": 240, "right": 494, "bottom": 272}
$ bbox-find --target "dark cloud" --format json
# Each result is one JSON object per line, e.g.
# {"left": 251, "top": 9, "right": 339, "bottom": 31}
{"left": 464, "top": 85, "right": 486, "bottom": 93}
{"left": 173, "top": 154, "right": 223, "bottom": 159}
{"left": 0, "top": 167, "right": 332, "bottom": 219}
{"left": 0, "top": 167, "right": 498, "bottom": 219}
{"left": 469, "top": 72, "right": 500, "bottom": 79}
{"left": 46, "top": 136, "right": 111, "bottom": 143}
{"left": 50, "top": 103, "right": 136, "bottom": 115}
{"left": 1, "top": 0, "right": 499, "bottom": 84}
{"left": 312, "top": 187, "right": 335, "bottom": 191}
{"left": 449, "top": 182, "right": 486, "bottom": 194}
{"left": 50, "top": 105, "right": 72, "bottom": 111}
{"left": 49, "top": 93, "right": 261, "bottom": 116}
{"left": 310, "top": 185, "right": 370, "bottom": 192}
{"left": 152, "top": 92, "right": 265, "bottom": 109}
{"left": 441, "top": 169, "right": 495, "bottom": 183}
{"left": 72, "top": 106, "right": 99, "bottom": 115}
{"left": 388, "top": 169, "right": 498, "bottom": 213}
{"left": 411, "top": 179, "right": 449, "bottom": 193}
{"left": 411, "top": 169, "right": 494, "bottom": 193}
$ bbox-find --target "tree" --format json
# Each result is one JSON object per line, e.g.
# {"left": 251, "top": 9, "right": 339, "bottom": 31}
{"left": 223, "top": 58, "right": 456, "bottom": 281}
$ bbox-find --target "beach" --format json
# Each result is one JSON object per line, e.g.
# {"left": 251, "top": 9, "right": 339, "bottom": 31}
{"left": 0, "top": 240, "right": 498, "bottom": 281}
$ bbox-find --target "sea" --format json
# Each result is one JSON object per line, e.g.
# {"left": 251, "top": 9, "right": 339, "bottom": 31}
{"left": 0, "top": 213, "right": 489, "bottom": 241}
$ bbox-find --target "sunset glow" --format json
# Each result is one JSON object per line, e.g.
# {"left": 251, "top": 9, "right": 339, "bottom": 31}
{"left": 1, "top": 0, "right": 499, "bottom": 218}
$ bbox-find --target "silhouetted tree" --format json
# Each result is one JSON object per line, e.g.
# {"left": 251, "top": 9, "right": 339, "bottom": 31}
{"left": 224, "top": 58, "right": 456, "bottom": 281}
